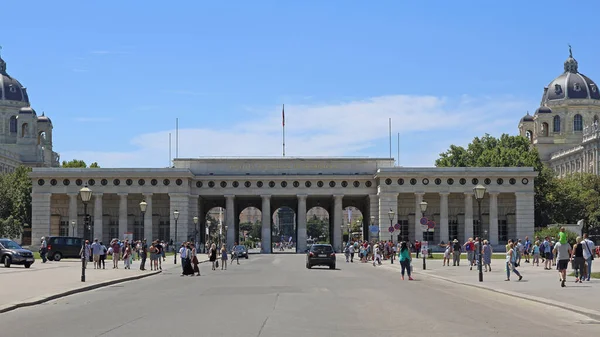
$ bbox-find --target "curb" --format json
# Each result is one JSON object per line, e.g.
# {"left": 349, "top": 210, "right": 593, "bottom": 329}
{"left": 0, "top": 269, "right": 164, "bottom": 314}
{"left": 413, "top": 270, "right": 600, "bottom": 321}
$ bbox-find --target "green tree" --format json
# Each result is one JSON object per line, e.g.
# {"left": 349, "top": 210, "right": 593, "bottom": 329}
{"left": 436, "top": 134, "right": 551, "bottom": 226}
{"left": 61, "top": 159, "right": 100, "bottom": 168}
{"left": 307, "top": 215, "right": 329, "bottom": 243}
{"left": 0, "top": 166, "right": 32, "bottom": 238}
{"left": 545, "top": 173, "right": 600, "bottom": 230}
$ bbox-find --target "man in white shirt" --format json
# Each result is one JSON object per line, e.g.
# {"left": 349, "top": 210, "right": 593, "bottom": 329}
{"left": 581, "top": 234, "right": 595, "bottom": 282}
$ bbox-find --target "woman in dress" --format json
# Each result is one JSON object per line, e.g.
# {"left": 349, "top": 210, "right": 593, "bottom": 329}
{"left": 209, "top": 243, "right": 217, "bottom": 271}
{"left": 149, "top": 241, "right": 157, "bottom": 271}
{"left": 220, "top": 245, "right": 228, "bottom": 270}
{"left": 191, "top": 243, "right": 200, "bottom": 276}
{"left": 123, "top": 243, "right": 132, "bottom": 270}
{"left": 482, "top": 240, "right": 492, "bottom": 272}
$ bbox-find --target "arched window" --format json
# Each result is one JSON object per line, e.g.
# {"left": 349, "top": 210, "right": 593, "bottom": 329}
{"left": 525, "top": 130, "right": 533, "bottom": 143}
{"left": 21, "top": 123, "right": 28, "bottom": 138}
{"left": 9, "top": 116, "right": 17, "bottom": 133}
{"left": 541, "top": 122, "right": 549, "bottom": 137}
{"left": 553, "top": 115, "right": 561, "bottom": 132}
{"left": 573, "top": 114, "right": 583, "bottom": 131}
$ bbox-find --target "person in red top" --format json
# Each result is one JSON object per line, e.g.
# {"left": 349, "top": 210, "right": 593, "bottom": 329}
{"left": 415, "top": 241, "right": 421, "bottom": 258}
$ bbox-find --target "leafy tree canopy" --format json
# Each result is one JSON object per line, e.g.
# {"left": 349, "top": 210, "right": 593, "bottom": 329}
{"left": 61, "top": 159, "right": 100, "bottom": 168}
{"left": 0, "top": 166, "right": 32, "bottom": 238}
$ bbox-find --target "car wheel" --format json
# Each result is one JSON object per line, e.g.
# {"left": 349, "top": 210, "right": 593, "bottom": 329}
{"left": 3, "top": 256, "right": 11, "bottom": 268}
{"left": 24, "top": 263, "right": 32, "bottom": 268}
{"left": 245, "top": 255, "right": 248, "bottom": 259}
{"left": 53, "top": 252, "right": 62, "bottom": 262}
{"left": 329, "top": 264, "right": 336, "bottom": 270}
{"left": 306, "top": 263, "right": 312, "bottom": 269}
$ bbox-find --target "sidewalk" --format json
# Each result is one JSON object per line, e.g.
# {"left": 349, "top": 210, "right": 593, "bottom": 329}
{"left": 0, "top": 256, "right": 194, "bottom": 314}
{"left": 364, "top": 256, "right": 600, "bottom": 320}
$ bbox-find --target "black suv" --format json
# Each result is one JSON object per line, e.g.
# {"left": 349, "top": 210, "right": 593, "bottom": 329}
{"left": 0, "top": 238, "right": 35, "bottom": 268}
{"left": 232, "top": 245, "right": 249, "bottom": 259}
{"left": 46, "top": 236, "right": 83, "bottom": 261}
{"left": 306, "top": 244, "right": 336, "bottom": 269}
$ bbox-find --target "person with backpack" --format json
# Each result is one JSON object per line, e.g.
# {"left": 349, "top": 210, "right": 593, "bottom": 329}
{"left": 505, "top": 242, "right": 523, "bottom": 282}
{"left": 464, "top": 238, "right": 475, "bottom": 270}
{"left": 452, "top": 239, "right": 461, "bottom": 266}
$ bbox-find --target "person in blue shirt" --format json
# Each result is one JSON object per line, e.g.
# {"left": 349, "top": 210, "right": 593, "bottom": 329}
{"left": 523, "top": 236, "right": 532, "bottom": 263}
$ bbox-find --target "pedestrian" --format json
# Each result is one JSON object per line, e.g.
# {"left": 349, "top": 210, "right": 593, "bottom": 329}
{"left": 123, "top": 243, "right": 132, "bottom": 269}
{"left": 553, "top": 238, "right": 572, "bottom": 288}
{"left": 372, "top": 244, "right": 382, "bottom": 266}
{"left": 483, "top": 240, "right": 492, "bottom": 272}
{"left": 398, "top": 241, "right": 413, "bottom": 281}
{"left": 99, "top": 241, "right": 106, "bottom": 269}
{"left": 220, "top": 244, "right": 228, "bottom": 270}
{"left": 91, "top": 238, "right": 101, "bottom": 269}
{"left": 505, "top": 242, "right": 523, "bottom": 281}
{"left": 464, "top": 238, "right": 475, "bottom": 269}
{"left": 160, "top": 240, "right": 166, "bottom": 262}
{"left": 524, "top": 236, "right": 532, "bottom": 263}
{"left": 39, "top": 237, "right": 47, "bottom": 263}
{"left": 191, "top": 243, "right": 200, "bottom": 276}
{"left": 452, "top": 239, "right": 461, "bottom": 266}
{"left": 542, "top": 237, "right": 552, "bottom": 270}
{"left": 231, "top": 242, "right": 240, "bottom": 265}
{"left": 80, "top": 240, "right": 91, "bottom": 269}
{"left": 532, "top": 241, "right": 540, "bottom": 267}
{"left": 571, "top": 236, "right": 586, "bottom": 283}
{"left": 440, "top": 241, "right": 451, "bottom": 267}
{"left": 139, "top": 239, "right": 148, "bottom": 271}
{"left": 581, "top": 234, "right": 595, "bottom": 281}
{"left": 155, "top": 240, "right": 163, "bottom": 270}
{"left": 344, "top": 244, "right": 350, "bottom": 263}
{"left": 349, "top": 242, "right": 355, "bottom": 263}
{"left": 209, "top": 243, "right": 217, "bottom": 270}
{"left": 111, "top": 239, "right": 121, "bottom": 269}
{"left": 181, "top": 242, "right": 194, "bottom": 276}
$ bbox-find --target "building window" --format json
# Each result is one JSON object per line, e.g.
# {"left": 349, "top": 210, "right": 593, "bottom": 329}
{"left": 499, "top": 220, "right": 508, "bottom": 243}
{"left": 473, "top": 219, "right": 481, "bottom": 239}
{"left": 133, "top": 220, "right": 143, "bottom": 241}
{"left": 159, "top": 220, "right": 170, "bottom": 241}
{"left": 9, "top": 116, "right": 17, "bottom": 133}
{"left": 423, "top": 231, "right": 434, "bottom": 242}
{"left": 573, "top": 114, "right": 583, "bottom": 131}
{"left": 59, "top": 221, "right": 69, "bottom": 236}
{"left": 398, "top": 220, "right": 409, "bottom": 242}
{"left": 553, "top": 115, "right": 561, "bottom": 132}
{"left": 109, "top": 221, "right": 119, "bottom": 240}
{"left": 449, "top": 219, "right": 458, "bottom": 242}
{"left": 541, "top": 122, "right": 549, "bottom": 137}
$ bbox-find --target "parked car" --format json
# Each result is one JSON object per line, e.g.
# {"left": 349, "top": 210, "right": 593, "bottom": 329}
{"left": 306, "top": 244, "right": 336, "bottom": 269}
{"left": 232, "top": 245, "right": 249, "bottom": 259}
{"left": 46, "top": 236, "right": 83, "bottom": 261}
{"left": 0, "top": 238, "right": 35, "bottom": 268}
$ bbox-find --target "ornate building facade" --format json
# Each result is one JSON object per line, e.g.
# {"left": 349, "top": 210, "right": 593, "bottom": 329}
{"left": 518, "top": 49, "right": 600, "bottom": 177}
{"left": 0, "top": 53, "right": 60, "bottom": 172}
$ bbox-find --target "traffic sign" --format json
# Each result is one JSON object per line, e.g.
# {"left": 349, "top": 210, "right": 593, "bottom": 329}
{"left": 394, "top": 223, "right": 401, "bottom": 230}
{"left": 427, "top": 221, "right": 436, "bottom": 229}
{"left": 420, "top": 217, "right": 428, "bottom": 225}
{"left": 369, "top": 225, "right": 379, "bottom": 233}
{"left": 388, "top": 226, "right": 395, "bottom": 233}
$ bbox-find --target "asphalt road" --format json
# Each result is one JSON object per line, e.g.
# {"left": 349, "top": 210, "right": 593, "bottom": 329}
{"left": 1, "top": 255, "right": 598, "bottom": 337}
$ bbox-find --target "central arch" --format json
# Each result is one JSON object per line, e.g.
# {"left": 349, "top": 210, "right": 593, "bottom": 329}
{"left": 238, "top": 206, "right": 262, "bottom": 253}
{"left": 272, "top": 206, "right": 296, "bottom": 253}
{"left": 306, "top": 206, "right": 331, "bottom": 245}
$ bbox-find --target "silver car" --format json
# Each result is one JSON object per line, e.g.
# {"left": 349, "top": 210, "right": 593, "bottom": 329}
{"left": 0, "top": 239, "right": 35, "bottom": 268}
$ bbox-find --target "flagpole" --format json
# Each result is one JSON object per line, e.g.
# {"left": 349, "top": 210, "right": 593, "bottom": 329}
{"left": 282, "top": 104, "right": 286, "bottom": 157}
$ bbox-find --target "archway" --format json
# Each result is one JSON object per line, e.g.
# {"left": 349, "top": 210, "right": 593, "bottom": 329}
{"left": 306, "top": 206, "right": 331, "bottom": 246}
{"left": 205, "top": 206, "right": 225, "bottom": 249}
{"left": 38, "top": 131, "right": 47, "bottom": 145}
{"left": 239, "top": 206, "right": 262, "bottom": 254}
{"left": 272, "top": 206, "right": 296, "bottom": 253}
{"left": 525, "top": 130, "right": 533, "bottom": 143}
{"left": 342, "top": 206, "right": 364, "bottom": 244}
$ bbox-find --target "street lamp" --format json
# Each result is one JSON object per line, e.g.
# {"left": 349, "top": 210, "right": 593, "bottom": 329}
{"left": 473, "top": 184, "right": 486, "bottom": 283}
{"left": 224, "top": 225, "right": 228, "bottom": 246}
{"left": 193, "top": 215, "right": 199, "bottom": 246}
{"left": 139, "top": 200, "right": 147, "bottom": 242}
{"left": 79, "top": 185, "right": 92, "bottom": 282}
{"left": 420, "top": 200, "right": 428, "bottom": 270}
{"left": 173, "top": 209, "right": 179, "bottom": 264}
{"left": 388, "top": 208, "right": 395, "bottom": 241}
{"left": 71, "top": 220, "right": 76, "bottom": 237}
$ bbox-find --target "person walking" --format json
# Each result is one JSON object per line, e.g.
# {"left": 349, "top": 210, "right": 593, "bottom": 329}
{"left": 122, "top": 243, "right": 132, "bottom": 269}
{"left": 220, "top": 244, "right": 228, "bottom": 270}
{"left": 452, "top": 239, "right": 461, "bottom": 266}
{"left": 532, "top": 241, "right": 541, "bottom": 267}
{"left": 111, "top": 239, "right": 121, "bottom": 269}
{"left": 581, "top": 234, "right": 595, "bottom": 282}
{"left": 542, "top": 237, "right": 552, "bottom": 270}
{"left": 349, "top": 242, "right": 355, "bottom": 263}
{"left": 231, "top": 242, "right": 240, "bottom": 265}
{"left": 209, "top": 243, "right": 217, "bottom": 271}
{"left": 39, "top": 237, "right": 48, "bottom": 263}
{"left": 505, "top": 242, "right": 523, "bottom": 281}
{"left": 80, "top": 240, "right": 91, "bottom": 269}
{"left": 155, "top": 241, "right": 163, "bottom": 270}
{"left": 571, "top": 236, "right": 586, "bottom": 283}
{"left": 464, "top": 238, "right": 475, "bottom": 270}
{"left": 482, "top": 240, "right": 492, "bottom": 272}
{"left": 553, "top": 238, "right": 572, "bottom": 288}
{"left": 191, "top": 243, "right": 200, "bottom": 276}
{"left": 90, "top": 239, "right": 101, "bottom": 269}
{"left": 99, "top": 241, "right": 107, "bottom": 269}
{"left": 139, "top": 239, "right": 148, "bottom": 271}
{"left": 398, "top": 241, "right": 413, "bottom": 281}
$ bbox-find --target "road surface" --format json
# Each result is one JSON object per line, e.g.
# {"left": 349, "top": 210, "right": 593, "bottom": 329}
{"left": 1, "top": 255, "right": 598, "bottom": 337}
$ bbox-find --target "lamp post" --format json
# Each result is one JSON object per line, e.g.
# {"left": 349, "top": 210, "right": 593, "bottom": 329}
{"left": 173, "top": 209, "right": 179, "bottom": 264}
{"left": 71, "top": 220, "right": 76, "bottom": 237}
{"left": 79, "top": 185, "right": 92, "bottom": 282}
{"left": 193, "top": 216, "right": 199, "bottom": 246}
{"left": 139, "top": 200, "right": 147, "bottom": 242}
{"left": 224, "top": 225, "right": 228, "bottom": 246}
{"left": 473, "top": 184, "right": 486, "bottom": 283}
{"left": 420, "top": 200, "right": 428, "bottom": 270}
{"left": 388, "top": 208, "right": 395, "bottom": 241}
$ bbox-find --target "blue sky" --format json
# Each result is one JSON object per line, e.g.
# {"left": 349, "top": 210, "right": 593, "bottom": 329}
{"left": 3, "top": 1, "right": 600, "bottom": 167}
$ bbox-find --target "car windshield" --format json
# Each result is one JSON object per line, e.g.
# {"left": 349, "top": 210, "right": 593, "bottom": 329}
{"left": 0, "top": 240, "right": 22, "bottom": 250}
{"left": 311, "top": 245, "right": 333, "bottom": 253}
{"left": 235, "top": 246, "right": 245, "bottom": 251}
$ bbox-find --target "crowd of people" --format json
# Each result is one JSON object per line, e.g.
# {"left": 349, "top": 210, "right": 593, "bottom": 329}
{"left": 77, "top": 238, "right": 168, "bottom": 271}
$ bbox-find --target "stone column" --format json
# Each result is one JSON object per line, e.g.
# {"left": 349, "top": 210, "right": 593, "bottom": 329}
{"left": 333, "top": 195, "right": 343, "bottom": 252}
{"left": 143, "top": 193, "right": 153, "bottom": 242}
{"left": 197, "top": 198, "right": 205, "bottom": 248}
{"left": 414, "top": 193, "right": 424, "bottom": 241}
{"left": 225, "top": 195, "right": 235, "bottom": 250}
{"left": 439, "top": 192, "right": 449, "bottom": 244}
{"left": 297, "top": 194, "right": 308, "bottom": 253}
{"left": 378, "top": 193, "right": 399, "bottom": 242}
{"left": 488, "top": 192, "right": 499, "bottom": 246}
{"left": 464, "top": 192, "right": 474, "bottom": 242}
{"left": 68, "top": 193, "right": 78, "bottom": 237}
{"left": 93, "top": 193, "right": 103, "bottom": 241}
{"left": 31, "top": 193, "right": 52, "bottom": 248}
{"left": 189, "top": 195, "right": 200, "bottom": 245}
{"left": 515, "top": 192, "right": 535, "bottom": 240}
{"left": 118, "top": 193, "right": 128, "bottom": 241}
{"left": 368, "top": 194, "right": 379, "bottom": 240}
{"left": 169, "top": 193, "right": 190, "bottom": 246}
{"left": 261, "top": 195, "right": 271, "bottom": 253}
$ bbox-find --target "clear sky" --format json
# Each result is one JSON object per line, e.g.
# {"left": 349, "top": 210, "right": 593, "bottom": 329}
{"left": 3, "top": 1, "right": 600, "bottom": 167}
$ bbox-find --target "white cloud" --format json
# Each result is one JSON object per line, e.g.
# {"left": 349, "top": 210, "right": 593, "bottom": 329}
{"left": 59, "top": 94, "right": 533, "bottom": 168}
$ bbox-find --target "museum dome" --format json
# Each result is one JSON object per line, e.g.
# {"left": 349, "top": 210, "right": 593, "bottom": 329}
{"left": 542, "top": 47, "right": 600, "bottom": 103}
{"left": 0, "top": 54, "right": 30, "bottom": 104}
{"left": 520, "top": 112, "right": 534, "bottom": 123}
